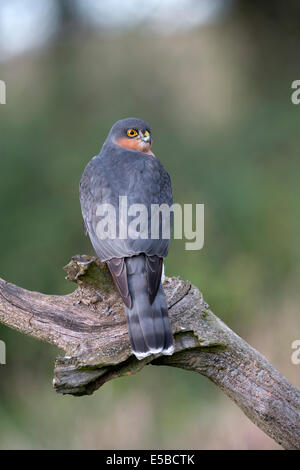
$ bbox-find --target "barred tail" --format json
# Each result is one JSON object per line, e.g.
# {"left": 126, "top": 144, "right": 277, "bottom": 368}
{"left": 125, "top": 255, "right": 174, "bottom": 360}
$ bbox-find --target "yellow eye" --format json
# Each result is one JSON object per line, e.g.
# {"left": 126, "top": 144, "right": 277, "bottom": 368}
{"left": 144, "top": 130, "right": 150, "bottom": 137}
{"left": 127, "top": 129, "right": 138, "bottom": 138}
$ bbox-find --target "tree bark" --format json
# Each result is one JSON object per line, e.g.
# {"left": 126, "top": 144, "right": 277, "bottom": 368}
{"left": 0, "top": 255, "right": 299, "bottom": 449}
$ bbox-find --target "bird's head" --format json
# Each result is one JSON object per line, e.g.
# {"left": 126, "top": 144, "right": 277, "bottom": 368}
{"left": 107, "top": 118, "right": 153, "bottom": 155}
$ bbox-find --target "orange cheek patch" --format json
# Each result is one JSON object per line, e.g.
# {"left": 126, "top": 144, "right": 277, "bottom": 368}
{"left": 116, "top": 137, "right": 141, "bottom": 152}
{"left": 116, "top": 137, "right": 153, "bottom": 155}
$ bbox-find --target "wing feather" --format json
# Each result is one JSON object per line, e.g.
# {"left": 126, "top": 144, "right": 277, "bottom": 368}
{"left": 145, "top": 255, "right": 163, "bottom": 304}
{"left": 106, "top": 257, "right": 131, "bottom": 308}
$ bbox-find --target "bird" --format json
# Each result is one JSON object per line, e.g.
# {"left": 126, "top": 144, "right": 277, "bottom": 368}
{"left": 79, "top": 117, "right": 174, "bottom": 360}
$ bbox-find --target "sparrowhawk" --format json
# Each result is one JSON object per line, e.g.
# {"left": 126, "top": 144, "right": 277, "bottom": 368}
{"left": 79, "top": 118, "right": 174, "bottom": 360}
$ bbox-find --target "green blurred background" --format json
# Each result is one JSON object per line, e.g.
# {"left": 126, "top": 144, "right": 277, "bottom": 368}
{"left": 0, "top": 0, "right": 299, "bottom": 450}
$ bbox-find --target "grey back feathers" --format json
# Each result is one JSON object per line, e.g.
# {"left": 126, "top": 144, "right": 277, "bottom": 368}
{"left": 80, "top": 146, "right": 173, "bottom": 262}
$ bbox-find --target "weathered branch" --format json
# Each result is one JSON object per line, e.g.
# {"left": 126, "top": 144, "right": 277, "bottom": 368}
{"left": 0, "top": 255, "right": 299, "bottom": 449}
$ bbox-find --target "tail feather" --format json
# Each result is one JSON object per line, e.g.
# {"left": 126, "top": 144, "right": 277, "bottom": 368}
{"left": 125, "top": 255, "right": 174, "bottom": 360}
{"left": 162, "top": 308, "right": 175, "bottom": 354}
{"left": 151, "top": 287, "right": 174, "bottom": 355}
{"left": 126, "top": 308, "right": 148, "bottom": 358}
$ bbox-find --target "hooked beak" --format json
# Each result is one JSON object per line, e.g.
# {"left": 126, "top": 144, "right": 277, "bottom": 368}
{"left": 139, "top": 130, "right": 151, "bottom": 144}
